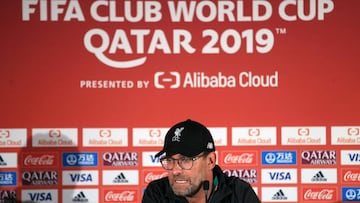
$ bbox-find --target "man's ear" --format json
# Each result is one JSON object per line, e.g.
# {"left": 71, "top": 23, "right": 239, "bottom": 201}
{"left": 208, "top": 152, "right": 216, "bottom": 168}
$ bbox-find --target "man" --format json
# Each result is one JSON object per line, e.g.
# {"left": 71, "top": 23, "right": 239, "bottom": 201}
{"left": 142, "top": 119, "right": 261, "bottom": 203}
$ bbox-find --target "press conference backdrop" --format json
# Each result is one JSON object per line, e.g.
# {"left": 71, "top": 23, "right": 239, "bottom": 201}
{"left": 1, "top": 0, "right": 359, "bottom": 202}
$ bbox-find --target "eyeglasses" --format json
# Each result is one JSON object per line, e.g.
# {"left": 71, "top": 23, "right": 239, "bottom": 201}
{"left": 160, "top": 153, "right": 207, "bottom": 170}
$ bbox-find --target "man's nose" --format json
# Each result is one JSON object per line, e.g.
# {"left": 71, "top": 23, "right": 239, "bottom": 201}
{"left": 171, "top": 160, "right": 183, "bottom": 174}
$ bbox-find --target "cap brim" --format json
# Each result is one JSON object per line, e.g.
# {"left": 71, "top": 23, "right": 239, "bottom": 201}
{"left": 155, "top": 150, "right": 165, "bottom": 158}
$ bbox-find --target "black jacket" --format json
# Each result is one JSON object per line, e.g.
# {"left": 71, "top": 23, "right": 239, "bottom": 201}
{"left": 142, "top": 165, "right": 261, "bottom": 203}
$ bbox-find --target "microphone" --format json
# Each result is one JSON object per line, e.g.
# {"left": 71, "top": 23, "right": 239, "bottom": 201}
{"left": 203, "top": 180, "right": 209, "bottom": 203}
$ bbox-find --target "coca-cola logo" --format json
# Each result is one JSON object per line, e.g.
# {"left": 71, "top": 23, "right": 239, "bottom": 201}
{"left": 344, "top": 170, "right": 360, "bottom": 182}
{"left": 303, "top": 189, "right": 335, "bottom": 200}
{"left": 224, "top": 152, "right": 255, "bottom": 164}
{"left": 24, "top": 155, "right": 55, "bottom": 166}
{"left": 145, "top": 172, "right": 168, "bottom": 183}
{"left": 105, "top": 191, "right": 135, "bottom": 202}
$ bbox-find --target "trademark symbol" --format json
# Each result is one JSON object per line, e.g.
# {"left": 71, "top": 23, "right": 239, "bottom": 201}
{"left": 275, "top": 28, "right": 287, "bottom": 35}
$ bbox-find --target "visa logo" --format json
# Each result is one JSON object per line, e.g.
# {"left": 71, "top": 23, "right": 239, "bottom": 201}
{"left": 150, "top": 155, "right": 161, "bottom": 163}
{"left": 29, "top": 192, "right": 52, "bottom": 201}
{"left": 70, "top": 174, "right": 92, "bottom": 182}
{"left": 349, "top": 153, "right": 360, "bottom": 162}
{"left": 269, "top": 172, "right": 291, "bottom": 180}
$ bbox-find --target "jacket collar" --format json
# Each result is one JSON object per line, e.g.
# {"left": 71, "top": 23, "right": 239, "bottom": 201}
{"left": 163, "top": 165, "right": 232, "bottom": 202}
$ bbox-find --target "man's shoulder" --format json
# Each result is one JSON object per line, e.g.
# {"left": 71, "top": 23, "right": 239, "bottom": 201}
{"left": 215, "top": 165, "right": 252, "bottom": 188}
{"left": 143, "top": 176, "right": 172, "bottom": 202}
{"left": 147, "top": 176, "right": 170, "bottom": 190}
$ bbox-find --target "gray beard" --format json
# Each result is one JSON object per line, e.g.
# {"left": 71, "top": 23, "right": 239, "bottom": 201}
{"left": 185, "top": 182, "right": 202, "bottom": 197}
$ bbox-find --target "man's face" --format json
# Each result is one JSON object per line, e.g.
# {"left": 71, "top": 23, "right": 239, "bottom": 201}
{"left": 166, "top": 153, "right": 207, "bottom": 197}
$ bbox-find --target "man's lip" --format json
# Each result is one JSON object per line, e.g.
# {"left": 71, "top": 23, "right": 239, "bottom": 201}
{"left": 174, "top": 179, "right": 188, "bottom": 184}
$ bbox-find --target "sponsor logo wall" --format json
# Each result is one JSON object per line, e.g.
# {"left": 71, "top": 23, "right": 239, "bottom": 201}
{"left": 1, "top": 1, "right": 360, "bottom": 203}
{"left": 1, "top": 127, "right": 359, "bottom": 202}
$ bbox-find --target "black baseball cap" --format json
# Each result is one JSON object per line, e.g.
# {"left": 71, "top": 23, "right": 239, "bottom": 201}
{"left": 155, "top": 119, "right": 215, "bottom": 158}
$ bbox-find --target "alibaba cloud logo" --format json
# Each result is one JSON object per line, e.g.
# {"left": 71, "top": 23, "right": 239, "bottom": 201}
{"left": 154, "top": 72, "right": 180, "bottom": 89}
{"left": 0, "top": 130, "right": 10, "bottom": 138}
{"left": 49, "top": 129, "right": 61, "bottom": 138}
{"left": 347, "top": 127, "right": 359, "bottom": 136}
{"left": 297, "top": 128, "right": 310, "bottom": 136}
{"left": 248, "top": 128, "right": 260, "bottom": 136}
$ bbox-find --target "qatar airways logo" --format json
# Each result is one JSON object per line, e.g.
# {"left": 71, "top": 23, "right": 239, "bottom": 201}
{"left": 222, "top": 151, "right": 257, "bottom": 166}
{"left": 301, "top": 150, "right": 336, "bottom": 165}
{"left": 22, "top": 171, "right": 58, "bottom": 186}
{"left": 103, "top": 152, "right": 138, "bottom": 167}
{"left": 223, "top": 169, "right": 257, "bottom": 184}
{"left": 0, "top": 190, "right": 16, "bottom": 202}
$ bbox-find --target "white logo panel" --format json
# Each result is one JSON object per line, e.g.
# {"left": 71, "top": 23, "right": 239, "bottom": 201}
{"left": 341, "top": 150, "right": 360, "bottom": 165}
{"left": 0, "top": 128, "right": 27, "bottom": 147}
{"left": 133, "top": 128, "right": 168, "bottom": 147}
{"left": 281, "top": 126, "right": 326, "bottom": 145}
{"left": 62, "top": 189, "right": 99, "bottom": 203}
{"left": 331, "top": 126, "right": 360, "bottom": 145}
{"left": 102, "top": 170, "right": 139, "bottom": 185}
{"left": 232, "top": 127, "right": 276, "bottom": 146}
{"left": 0, "top": 153, "right": 17, "bottom": 168}
{"left": 262, "top": 187, "right": 298, "bottom": 202}
{"left": 301, "top": 168, "right": 337, "bottom": 183}
{"left": 261, "top": 168, "right": 297, "bottom": 184}
{"left": 209, "top": 127, "right": 227, "bottom": 146}
{"left": 32, "top": 128, "right": 78, "bottom": 147}
{"left": 62, "top": 170, "right": 99, "bottom": 186}
{"left": 83, "top": 128, "right": 128, "bottom": 147}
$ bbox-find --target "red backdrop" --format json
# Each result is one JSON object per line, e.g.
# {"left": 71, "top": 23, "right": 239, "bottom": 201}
{"left": 1, "top": 1, "right": 359, "bottom": 202}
